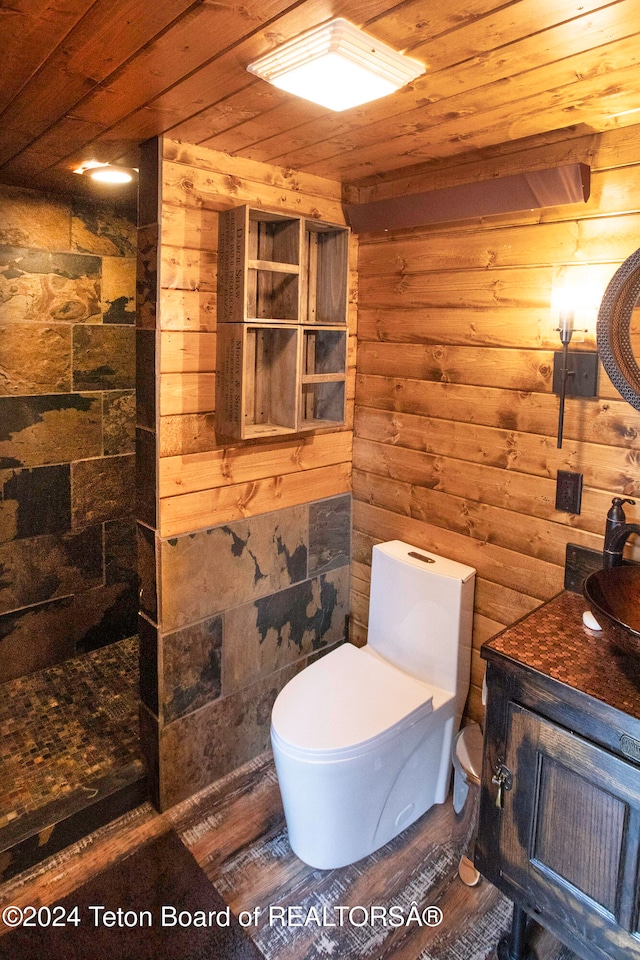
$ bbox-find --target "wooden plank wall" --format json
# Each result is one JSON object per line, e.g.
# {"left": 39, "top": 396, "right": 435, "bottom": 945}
{"left": 157, "top": 139, "right": 357, "bottom": 539}
{"left": 350, "top": 126, "right": 640, "bottom": 723}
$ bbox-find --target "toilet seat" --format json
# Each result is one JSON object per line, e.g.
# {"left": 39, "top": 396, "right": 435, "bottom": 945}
{"left": 271, "top": 643, "right": 434, "bottom": 761}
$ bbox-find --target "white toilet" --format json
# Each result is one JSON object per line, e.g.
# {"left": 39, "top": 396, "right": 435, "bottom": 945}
{"left": 271, "top": 540, "right": 476, "bottom": 869}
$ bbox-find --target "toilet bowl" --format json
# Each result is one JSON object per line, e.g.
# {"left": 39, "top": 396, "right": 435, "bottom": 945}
{"left": 271, "top": 540, "right": 476, "bottom": 869}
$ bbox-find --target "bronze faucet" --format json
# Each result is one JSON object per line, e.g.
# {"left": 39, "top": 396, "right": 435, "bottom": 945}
{"left": 603, "top": 497, "right": 640, "bottom": 569}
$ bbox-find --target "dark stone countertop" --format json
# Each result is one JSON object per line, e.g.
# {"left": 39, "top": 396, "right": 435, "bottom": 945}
{"left": 482, "top": 590, "right": 640, "bottom": 723}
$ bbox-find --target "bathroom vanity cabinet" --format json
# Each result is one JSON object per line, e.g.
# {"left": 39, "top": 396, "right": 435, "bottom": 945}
{"left": 476, "top": 591, "right": 640, "bottom": 960}
{"left": 215, "top": 205, "right": 349, "bottom": 440}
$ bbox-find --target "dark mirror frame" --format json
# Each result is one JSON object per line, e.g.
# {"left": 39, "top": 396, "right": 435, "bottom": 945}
{"left": 597, "top": 246, "right": 640, "bottom": 411}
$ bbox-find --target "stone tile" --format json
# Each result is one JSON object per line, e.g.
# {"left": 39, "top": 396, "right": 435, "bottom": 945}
{"left": 0, "top": 394, "right": 102, "bottom": 468}
{"left": 137, "top": 522, "right": 158, "bottom": 622}
{"left": 139, "top": 615, "right": 159, "bottom": 716}
{"left": 72, "top": 454, "right": 135, "bottom": 526}
{"left": 160, "top": 505, "right": 308, "bottom": 631}
{"left": 0, "top": 525, "right": 103, "bottom": 615}
{"left": 0, "top": 245, "right": 101, "bottom": 323}
{"left": 0, "top": 597, "right": 75, "bottom": 682}
{"left": 0, "top": 323, "right": 71, "bottom": 395}
{"left": 309, "top": 494, "right": 352, "bottom": 575}
{"left": 0, "top": 495, "right": 17, "bottom": 543}
{"left": 103, "top": 390, "right": 136, "bottom": 455}
{"left": 162, "top": 616, "right": 223, "bottom": 724}
{"left": 73, "top": 324, "right": 136, "bottom": 391}
{"left": 0, "top": 185, "right": 70, "bottom": 251}
{"left": 138, "top": 139, "right": 160, "bottom": 231}
{"left": 0, "top": 465, "right": 71, "bottom": 541}
{"left": 102, "top": 257, "right": 136, "bottom": 324}
{"left": 74, "top": 581, "right": 138, "bottom": 654}
{"left": 136, "top": 223, "right": 158, "bottom": 330}
{"left": 136, "top": 329, "right": 155, "bottom": 429}
{"left": 104, "top": 518, "right": 137, "bottom": 587}
{"left": 139, "top": 702, "right": 161, "bottom": 810}
{"left": 136, "top": 429, "right": 157, "bottom": 529}
{"left": 71, "top": 203, "right": 136, "bottom": 258}
{"left": 223, "top": 565, "right": 350, "bottom": 694}
{"left": 158, "top": 665, "right": 298, "bottom": 810}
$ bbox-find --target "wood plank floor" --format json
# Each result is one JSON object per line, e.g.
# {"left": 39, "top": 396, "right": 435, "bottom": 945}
{"left": 0, "top": 750, "right": 578, "bottom": 959}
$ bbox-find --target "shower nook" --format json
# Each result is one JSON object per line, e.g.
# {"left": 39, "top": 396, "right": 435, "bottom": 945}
{"left": 0, "top": 185, "right": 143, "bottom": 880}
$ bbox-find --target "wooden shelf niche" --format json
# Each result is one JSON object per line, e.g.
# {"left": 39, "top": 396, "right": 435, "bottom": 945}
{"left": 300, "top": 327, "right": 347, "bottom": 430}
{"left": 216, "top": 206, "right": 349, "bottom": 440}
{"left": 304, "top": 220, "right": 349, "bottom": 324}
{"left": 218, "top": 206, "right": 301, "bottom": 323}
{"left": 216, "top": 323, "right": 299, "bottom": 440}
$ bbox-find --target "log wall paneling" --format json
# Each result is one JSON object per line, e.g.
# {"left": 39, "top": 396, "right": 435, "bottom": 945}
{"left": 157, "top": 139, "right": 357, "bottom": 534}
{"left": 352, "top": 127, "right": 640, "bottom": 724}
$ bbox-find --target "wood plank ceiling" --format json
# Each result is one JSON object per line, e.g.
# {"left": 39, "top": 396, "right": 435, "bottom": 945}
{"left": 2, "top": 0, "right": 640, "bottom": 205}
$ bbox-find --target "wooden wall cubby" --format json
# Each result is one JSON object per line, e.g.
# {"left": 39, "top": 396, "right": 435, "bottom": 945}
{"left": 304, "top": 221, "right": 350, "bottom": 324}
{"left": 216, "top": 323, "right": 299, "bottom": 439}
{"left": 216, "top": 206, "right": 349, "bottom": 440}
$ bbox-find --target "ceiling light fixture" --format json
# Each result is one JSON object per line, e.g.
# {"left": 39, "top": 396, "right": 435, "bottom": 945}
{"left": 247, "top": 18, "right": 425, "bottom": 112}
{"left": 73, "top": 160, "right": 137, "bottom": 184}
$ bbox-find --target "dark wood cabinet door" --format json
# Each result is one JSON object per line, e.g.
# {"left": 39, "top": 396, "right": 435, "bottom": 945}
{"left": 496, "top": 702, "right": 640, "bottom": 959}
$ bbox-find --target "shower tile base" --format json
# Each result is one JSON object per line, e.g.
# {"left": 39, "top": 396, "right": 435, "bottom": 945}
{"left": 0, "top": 764, "right": 146, "bottom": 883}
{"left": 0, "top": 636, "right": 146, "bottom": 883}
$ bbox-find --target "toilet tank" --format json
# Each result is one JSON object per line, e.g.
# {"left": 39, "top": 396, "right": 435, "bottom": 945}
{"left": 367, "top": 541, "right": 476, "bottom": 700}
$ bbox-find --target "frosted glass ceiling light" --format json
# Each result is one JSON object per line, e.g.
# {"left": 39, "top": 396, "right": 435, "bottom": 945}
{"left": 89, "top": 166, "right": 133, "bottom": 184}
{"left": 73, "top": 160, "right": 136, "bottom": 184}
{"left": 247, "top": 18, "right": 425, "bottom": 112}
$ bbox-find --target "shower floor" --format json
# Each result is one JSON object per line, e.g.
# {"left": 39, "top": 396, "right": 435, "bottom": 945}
{"left": 0, "top": 636, "right": 146, "bottom": 881}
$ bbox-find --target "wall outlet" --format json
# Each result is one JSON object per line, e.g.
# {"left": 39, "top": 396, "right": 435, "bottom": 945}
{"left": 556, "top": 470, "right": 583, "bottom": 514}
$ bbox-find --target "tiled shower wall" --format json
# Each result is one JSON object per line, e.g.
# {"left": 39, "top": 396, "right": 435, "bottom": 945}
{"left": 139, "top": 494, "right": 351, "bottom": 810}
{"left": 0, "top": 185, "right": 138, "bottom": 682}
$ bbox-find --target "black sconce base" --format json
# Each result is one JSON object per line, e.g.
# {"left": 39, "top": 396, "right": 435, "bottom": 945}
{"left": 552, "top": 350, "right": 599, "bottom": 397}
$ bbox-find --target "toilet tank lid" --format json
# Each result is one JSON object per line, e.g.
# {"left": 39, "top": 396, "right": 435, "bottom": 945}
{"left": 271, "top": 643, "right": 434, "bottom": 754}
{"left": 375, "top": 541, "right": 476, "bottom": 583}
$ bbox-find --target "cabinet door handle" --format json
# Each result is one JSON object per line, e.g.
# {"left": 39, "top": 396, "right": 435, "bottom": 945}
{"left": 491, "top": 761, "right": 513, "bottom": 808}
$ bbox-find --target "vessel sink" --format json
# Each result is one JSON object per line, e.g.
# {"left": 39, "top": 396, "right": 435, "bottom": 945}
{"left": 583, "top": 565, "right": 640, "bottom": 655}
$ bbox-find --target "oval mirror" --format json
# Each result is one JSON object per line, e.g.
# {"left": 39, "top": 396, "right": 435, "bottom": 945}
{"left": 597, "top": 246, "right": 640, "bottom": 411}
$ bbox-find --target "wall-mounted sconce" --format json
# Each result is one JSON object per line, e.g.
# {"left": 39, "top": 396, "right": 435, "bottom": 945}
{"left": 551, "top": 276, "right": 599, "bottom": 448}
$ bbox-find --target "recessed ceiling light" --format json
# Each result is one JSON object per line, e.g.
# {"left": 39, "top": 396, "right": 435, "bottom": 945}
{"left": 73, "top": 160, "right": 137, "bottom": 184}
{"left": 247, "top": 18, "right": 425, "bottom": 112}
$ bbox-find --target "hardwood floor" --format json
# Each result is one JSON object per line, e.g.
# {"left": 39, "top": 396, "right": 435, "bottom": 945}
{"left": 0, "top": 751, "right": 577, "bottom": 959}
